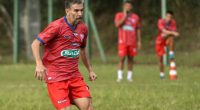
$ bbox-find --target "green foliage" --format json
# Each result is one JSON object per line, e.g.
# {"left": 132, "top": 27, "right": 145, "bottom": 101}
{"left": 0, "top": 0, "right": 200, "bottom": 63}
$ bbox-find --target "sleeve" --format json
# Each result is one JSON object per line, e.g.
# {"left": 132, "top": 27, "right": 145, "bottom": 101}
{"left": 80, "top": 27, "right": 88, "bottom": 48}
{"left": 158, "top": 19, "right": 165, "bottom": 31}
{"left": 36, "top": 22, "right": 60, "bottom": 45}
{"left": 114, "top": 13, "right": 122, "bottom": 27}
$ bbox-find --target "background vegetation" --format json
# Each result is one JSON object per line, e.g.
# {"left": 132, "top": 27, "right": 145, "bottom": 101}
{"left": 0, "top": 0, "right": 199, "bottom": 65}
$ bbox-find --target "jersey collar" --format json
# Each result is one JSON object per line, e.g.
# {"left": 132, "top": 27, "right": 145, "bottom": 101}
{"left": 64, "top": 16, "right": 78, "bottom": 31}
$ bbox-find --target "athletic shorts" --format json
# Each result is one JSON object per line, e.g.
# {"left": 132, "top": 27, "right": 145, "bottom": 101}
{"left": 118, "top": 44, "right": 137, "bottom": 57}
{"left": 47, "top": 77, "right": 91, "bottom": 110}
{"left": 155, "top": 38, "right": 168, "bottom": 56}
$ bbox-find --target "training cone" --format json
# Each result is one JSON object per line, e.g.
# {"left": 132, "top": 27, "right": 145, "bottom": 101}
{"left": 169, "top": 62, "right": 178, "bottom": 80}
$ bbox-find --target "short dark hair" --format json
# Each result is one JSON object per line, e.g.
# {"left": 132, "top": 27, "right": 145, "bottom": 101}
{"left": 123, "top": 0, "right": 133, "bottom": 4}
{"left": 166, "top": 10, "right": 174, "bottom": 16}
{"left": 64, "top": 0, "right": 83, "bottom": 9}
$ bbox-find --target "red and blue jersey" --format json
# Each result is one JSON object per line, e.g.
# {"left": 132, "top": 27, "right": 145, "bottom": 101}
{"left": 115, "top": 12, "right": 140, "bottom": 46}
{"left": 37, "top": 16, "right": 88, "bottom": 83}
{"left": 156, "top": 18, "right": 177, "bottom": 44}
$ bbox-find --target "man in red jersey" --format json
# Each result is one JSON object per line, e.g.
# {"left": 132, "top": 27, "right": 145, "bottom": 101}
{"left": 31, "top": 0, "right": 97, "bottom": 110}
{"left": 155, "top": 11, "right": 179, "bottom": 79}
{"left": 114, "top": 0, "right": 141, "bottom": 82}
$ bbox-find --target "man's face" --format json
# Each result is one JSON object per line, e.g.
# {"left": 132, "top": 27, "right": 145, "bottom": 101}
{"left": 165, "top": 13, "right": 173, "bottom": 22}
{"left": 65, "top": 3, "right": 84, "bottom": 23}
{"left": 123, "top": 3, "right": 133, "bottom": 13}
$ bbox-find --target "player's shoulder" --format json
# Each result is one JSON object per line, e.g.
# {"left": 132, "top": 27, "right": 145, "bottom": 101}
{"left": 49, "top": 17, "right": 65, "bottom": 27}
{"left": 171, "top": 19, "right": 177, "bottom": 24}
{"left": 78, "top": 21, "right": 87, "bottom": 29}
{"left": 158, "top": 18, "right": 164, "bottom": 22}
{"left": 77, "top": 21, "right": 88, "bottom": 33}
{"left": 130, "top": 13, "right": 140, "bottom": 19}
{"left": 115, "top": 12, "right": 123, "bottom": 16}
{"left": 131, "top": 13, "right": 139, "bottom": 17}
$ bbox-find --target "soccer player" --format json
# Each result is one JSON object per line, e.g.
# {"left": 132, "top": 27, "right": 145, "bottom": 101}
{"left": 31, "top": 0, "right": 97, "bottom": 110}
{"left": 155, "top": 11, "right": 179, "bottom": 79}
{"left": 114, "top": 0, "right": 141, "bottom": 82}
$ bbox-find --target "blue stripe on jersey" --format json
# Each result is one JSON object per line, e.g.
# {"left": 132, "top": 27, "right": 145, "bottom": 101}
{"left": 36, "top": 36, "right": 45, "bottom": 45}
{"left": 64, "top": 16, "right": 78, "bottom": 31}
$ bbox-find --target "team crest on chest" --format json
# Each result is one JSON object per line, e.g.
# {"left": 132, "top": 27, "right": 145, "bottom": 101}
{"left": 131, "top": 19, "right": 136, "bottom": 23}
{"left": 73, "top": 32, "right": 78, "bottom": 36}
{"left": 80, "top": 34, "right": 84, "bottom": 42}
{"left": 73, "top": 32, "right": 85, "bottom": 42}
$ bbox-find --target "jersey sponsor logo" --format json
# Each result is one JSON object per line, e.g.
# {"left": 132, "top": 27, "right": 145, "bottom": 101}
{"left": 122, "top": 25, "right": 134, "bottom": 31}
{"left": 61, "top": 49, "right": 80, "bottom": 58}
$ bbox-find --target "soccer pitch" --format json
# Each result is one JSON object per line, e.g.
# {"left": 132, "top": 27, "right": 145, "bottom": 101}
{"left": 0, "top": 64, "right": 199, "bottom": 110}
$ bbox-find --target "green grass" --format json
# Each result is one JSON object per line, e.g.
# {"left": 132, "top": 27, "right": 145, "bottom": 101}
{"left": 0, "top": 64, "right": 200, "bottom": 110}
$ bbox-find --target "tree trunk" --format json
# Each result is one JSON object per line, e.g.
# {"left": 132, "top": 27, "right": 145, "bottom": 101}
{"left": 21, "top": 0, "right": 41, "bottom": 60}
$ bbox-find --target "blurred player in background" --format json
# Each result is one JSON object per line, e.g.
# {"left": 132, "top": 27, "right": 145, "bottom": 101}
{"left": 114, "top": 0, "right": 141, "bottom": 82}
{"left": 155, "top": 11, "right": 179, "bottom": 79}
{"left": 31, "top": 0, "right": 97, "bottom": 110}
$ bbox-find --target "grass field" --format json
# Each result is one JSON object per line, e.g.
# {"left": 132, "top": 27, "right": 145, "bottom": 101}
{"left": 0, "top": 63, "right": 200, "bottom": 110}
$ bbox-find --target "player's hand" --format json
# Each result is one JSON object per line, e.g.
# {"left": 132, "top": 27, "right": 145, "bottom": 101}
{"left": 123, "top": 8, "right": 127, "bottom": 18}
{"left": 89, "top": 71, "right": 97, "bottom": 82}
{"left": 173, "top": 32, "right": 179, "bottom": 37}
{"left": 137, "top": 41, "right": 142, "bottom": 50}
{"left": 35, "top": 64, "right": 47, "bottom": 81}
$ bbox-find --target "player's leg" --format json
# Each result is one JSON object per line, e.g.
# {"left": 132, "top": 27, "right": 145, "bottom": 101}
{"left": 73, "top": 98, "right": 91, "bottom": 110}
{"left": 117, "top": 56, "right": 125, "bottom": 82}
{"left": 117, "top": 45, "right": 127, "bottom": 82}
{"left": 167, "top": 36, "right": 177, "bottom": 80}
{"left": 158, "top": 55, "right": 165, "bottom": 79}
{"left": 167, "top": 36, "right": 175, "bottom": 59}
{"left": 126, "top": 46, "right": 137, "bottom": 81}
{"left": 60, "top": 107, "right": 71, "bottom": 110}
{"left": 47, "top": 81, "right": 72, "bottom": 110}
{"left": 127, "top": 56, "right": 133, "bottom": 82}
{"left": 69, "top": 77, "right": 92, "bottom": 110}
{"left": 155, "top": 41, "right": 165, "bottom": 79}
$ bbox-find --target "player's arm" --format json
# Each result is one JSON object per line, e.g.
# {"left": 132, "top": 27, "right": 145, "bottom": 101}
{"left": 136, "top": 17, "right": 141, "bottom": 50}
{"left": 31, "top": 39, "right": 46, "bottom": 81}
{"left": 80, "top": 47, "right": 97, "bottom": 81}
{"left": 115, "top": 16, "right": 126, "bottom": 28}
{"left": 137, "top": 28, "right": 141, "bottom": 50}
{"left": 115, "top": 10, "right": 127, "bottom": 28}
{"left": 162, "top": 29, "right": 179, "bottom": 37}
{"left": 158, "top": 19, "right": 179, "bottom": 37}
